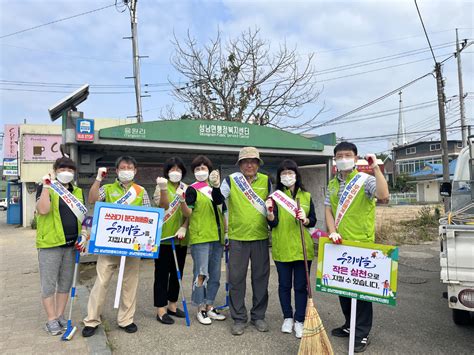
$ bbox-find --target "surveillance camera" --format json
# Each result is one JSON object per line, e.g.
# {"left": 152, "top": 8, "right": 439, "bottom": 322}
{"left": 48, "top": 84, "right": 90, "bottom": 121}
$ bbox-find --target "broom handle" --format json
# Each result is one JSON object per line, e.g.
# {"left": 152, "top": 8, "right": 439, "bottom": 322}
{"left": 297, "top": 198, "right": 312, "bottom": 299}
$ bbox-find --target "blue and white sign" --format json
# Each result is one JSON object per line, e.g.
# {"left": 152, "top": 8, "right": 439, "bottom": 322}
{"left": 76, "top": 118, "right": 94, "bottom": 142}
{"left": 89, "top": 202, "right": 164, "bottom": 259}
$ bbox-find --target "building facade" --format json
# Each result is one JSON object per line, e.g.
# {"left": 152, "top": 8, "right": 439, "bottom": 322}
{"left": 393, "top": 140, "right": 463, "bottom": 175}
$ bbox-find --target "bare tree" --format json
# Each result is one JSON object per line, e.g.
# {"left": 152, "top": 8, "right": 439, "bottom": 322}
{"left": 169, "top": 28, "right": 323, "bottom": 131}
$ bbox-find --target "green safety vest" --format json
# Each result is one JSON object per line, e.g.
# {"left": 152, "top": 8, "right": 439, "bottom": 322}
{"left": 36, "top": 185, "right": 84, "bottom": 249}
{"left": 188, "top": 184, "right": 224, "bottom": 245}
{"left": 228, "top": 173, "right": 269, "bottom": 241}
{"left": 271, "top": 188, "right": 314, "bottom": 262}
{"left": 161, "top": 181, "right": 188, "bottom": 246}
{"left": 104, "top": 180, "right": 144, "bottom": 206}
{"left": 328, "top": 169, "right": 376, "bottom": 242}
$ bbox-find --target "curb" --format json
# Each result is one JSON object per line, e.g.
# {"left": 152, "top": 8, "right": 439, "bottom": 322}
{"left": 77, "top": 285, "right": 112, "bottom": 355}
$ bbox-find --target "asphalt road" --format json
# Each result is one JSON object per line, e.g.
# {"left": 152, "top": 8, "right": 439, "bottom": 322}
{"left": 79, "top": 236, "right": 473, "bottom": 355}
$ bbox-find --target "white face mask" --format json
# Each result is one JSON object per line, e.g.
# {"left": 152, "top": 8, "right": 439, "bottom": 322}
{"left": 168, "top": 171, "right": 182, "bottom": 183}
{"left": 56, "top": 171, "right": 74, "bottom": 184}
{"left": 335, "top": 158, "right": 355, "bottom": 171}
{"left": 118, "top": 170, "right": 135, "bottom": 182}
{"left": 194, "top": 170, "right": 209, "bottom": 182}
{"left": 281, "top": 175, "right": 296, "bottom": 187}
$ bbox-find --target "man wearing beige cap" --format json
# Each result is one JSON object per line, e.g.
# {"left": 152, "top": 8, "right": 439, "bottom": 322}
{"left": 211, "top": 147, "right": 271, "bottom": 335}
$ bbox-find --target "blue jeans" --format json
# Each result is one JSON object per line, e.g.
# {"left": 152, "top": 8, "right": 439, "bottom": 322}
{"left": 275, "top": 260, "right": 312, "bottom": 323}
{"left": 190, "top": 241, "right": 223, "bottom": 307}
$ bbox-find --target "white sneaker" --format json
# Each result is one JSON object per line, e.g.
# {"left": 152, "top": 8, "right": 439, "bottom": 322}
{"left": 197, "top": 310, "right": 212, "bottom": 325}
{"left": 294, "top": 321, "right": 304, "bottom": 338}
{"left": 208, "top": 308, "right": 226, "bottom": 321}
{"left": 281, "top": 318, "right": 294, "bottom": 334}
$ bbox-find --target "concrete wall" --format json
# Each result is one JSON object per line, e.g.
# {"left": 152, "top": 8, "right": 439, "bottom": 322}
{"left": 416, "top": 181, "right": 441, "bottom": 203}
{"left": 19, "top": 124, "right": 62, "bottom": 183}
{"left": 299, "top": 164, "right": 328, "bottom": 230}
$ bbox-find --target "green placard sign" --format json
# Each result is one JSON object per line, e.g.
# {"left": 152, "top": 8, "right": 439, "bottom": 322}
{"left": 316, "top": 238, "right": 398, "bottom": 306}
{"left": 99, "top": 119, "right": 324, "bottom": 151}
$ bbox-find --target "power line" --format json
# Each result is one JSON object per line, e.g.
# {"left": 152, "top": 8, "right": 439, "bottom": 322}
{"left": 310, "top": 72, "right": 433, "bottom": 130}
{"left": 313, "top": 28, "right": 469, "bottom": 54}
{"left": 321, "top": 101, "right": 439, "bottom": 127}
{"left": 0, "top": 3, "right": 116, "bottom": 39}
{"left": 414, "top": 0, "right": 437, "bottom": 64}
{"left": 341, "top": 125, "right": 463, "bottom": 143}
{"left": 316, "top": 42, "right": 455, "bottom": 75}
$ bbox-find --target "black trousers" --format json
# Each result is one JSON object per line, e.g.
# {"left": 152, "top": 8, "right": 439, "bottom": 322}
{"left": 153, "top": 244, "right": 187, "bottom": 308}
{"left": 339, "top": 296, "right": 373, "bottom": 340}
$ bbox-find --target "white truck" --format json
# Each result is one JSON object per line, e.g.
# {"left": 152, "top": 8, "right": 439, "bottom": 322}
{"left": 439, "top": 135, "right": 474, "bottom": 325}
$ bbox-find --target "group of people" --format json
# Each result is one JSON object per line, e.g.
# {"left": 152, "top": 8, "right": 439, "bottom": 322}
{"left": 35, "top": 142, "right": 389, "bottom": 353}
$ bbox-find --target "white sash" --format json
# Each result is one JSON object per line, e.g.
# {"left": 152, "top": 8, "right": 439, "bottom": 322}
{"left": 115, "top": 183, "right": 142, "bottom": 205}
{"left": 49, "top": 180, "right": 87, "bottom": 223}
{"left": 230, "top": 172, "right": 267, "bottom": 216}
{"left": 269, "top": 189, "right": 315, "bottom": 234}
{"left": 163, "top": 182, "right": 187, "bottom": 223}
{"left": 334, "top": 172, "right": 369, "bottom": 229}
{"left": 190, "top": 181, "right": 213, "bottom": 201}
{"left": 269, "top": 189, "right": 298, "bottom": 217}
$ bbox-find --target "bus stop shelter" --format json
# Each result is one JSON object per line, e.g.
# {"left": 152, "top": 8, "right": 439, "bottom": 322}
{"left": 74, "top": 119, "right": 335, "bottom": 229}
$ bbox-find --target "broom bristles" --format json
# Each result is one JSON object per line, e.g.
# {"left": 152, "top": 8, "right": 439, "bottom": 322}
{"left": 298, "top": 298, "right": 334, "bottom": 355}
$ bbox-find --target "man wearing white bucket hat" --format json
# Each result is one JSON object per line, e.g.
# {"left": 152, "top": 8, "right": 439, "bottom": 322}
{"left": 211, "top": 147, "right": 271, "bottom": 336}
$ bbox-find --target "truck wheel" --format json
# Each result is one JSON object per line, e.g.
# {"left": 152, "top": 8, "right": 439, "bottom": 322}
{"left": 452, "top": 309, "right": 471, "bottom": 325}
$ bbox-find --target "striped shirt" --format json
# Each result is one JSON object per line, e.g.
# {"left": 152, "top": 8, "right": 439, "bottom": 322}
{"left": 324, "top": 171, "right": 376, "bottom": 206}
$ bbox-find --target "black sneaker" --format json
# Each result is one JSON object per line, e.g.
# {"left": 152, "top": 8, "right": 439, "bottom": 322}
{"left": 331, "top": 326, "right": 350, "bottom": 337}
{"left": 167, "top": 308, "right": 186, "bottom": 318}
{"left": 157, "top": 313, "right": 175, "bottom": 324}
{"left": 354, "top": 337, "right": 370, "bottom": 353}
{"left": 82, "top": 325, "right": 98, "bottom": 338}
{"left": 119, "top": 322, "right": 138, "bottom": 333}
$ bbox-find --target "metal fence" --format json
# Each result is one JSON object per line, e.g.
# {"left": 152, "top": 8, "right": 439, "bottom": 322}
{"left": 389, "top": 192, "right": 417, "bottom": 205}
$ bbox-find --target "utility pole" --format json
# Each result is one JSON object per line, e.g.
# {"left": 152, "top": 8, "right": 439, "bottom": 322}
{"left": 455, "top": 28, "right": 467, "bottom": 147}
{"left": 435, "top": 62, "right": 450, "bottom": 211}
{"left": 125, "top": 0, "right": 143, "bottom": 123}
{"left": 414, "top": 0, "right": 450, "bottom": 210}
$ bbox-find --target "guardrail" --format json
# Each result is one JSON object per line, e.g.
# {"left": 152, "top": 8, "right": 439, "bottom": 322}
{"left": 389, "top": 192, "right": 417, "bottom": 205}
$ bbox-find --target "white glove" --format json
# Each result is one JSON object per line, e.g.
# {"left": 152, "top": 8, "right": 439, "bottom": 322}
{"left": 265, "top": 199, "right": 274, "bottom": 214}
{"left": 176, "top": 187, "right": 186, "bottom": 202}
{"left": 175, "top": 226, "right": 187, "bottom": 240}
{"left": 156, "top": 177, "right": 168, "bottom": 190}
{"left": 96, "top": 167, "right": 107, "bottom": 182}
{"left": 295, "top": 208, "right": 307, "bottom": 223}
{"left": 42, "top": 174, "right": 52, "bottom": 188}
{"left": 365, "top": 154, "right": 377, "bottom": 169}
{"left": 209, "top": 170, "right": 220, "bottom": 188}
{"left": 75, "top": 229, "right": 90, "bottom": 255}
{"left": 329, "top": 232, "right": 342, "bottom": 244}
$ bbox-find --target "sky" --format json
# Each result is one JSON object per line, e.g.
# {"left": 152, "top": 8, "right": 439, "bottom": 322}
{"left": 0, "top": 0, "right": 473, "bottom": 157}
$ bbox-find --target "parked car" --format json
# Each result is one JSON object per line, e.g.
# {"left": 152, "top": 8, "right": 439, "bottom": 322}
{"left": 0, "top": 198, "right": 7, "bottom": 210}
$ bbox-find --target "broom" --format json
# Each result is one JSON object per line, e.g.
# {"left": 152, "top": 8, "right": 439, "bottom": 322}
{"left": 296, "top": 199, "right": 334, "bottom": 355}
{"left": 61, "top": 247, "right": 80, "bottom": 340}
{"left": 171, "top": 238, "right": 191, "bottom": 327}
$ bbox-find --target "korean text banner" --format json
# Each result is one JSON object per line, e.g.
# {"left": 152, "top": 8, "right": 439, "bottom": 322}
{"left": 316, "top": 238, "right": 398, "bottom": 306}
{"left": 89, "top": 202, "right": 164, "bottom": 259}
{"left": 22, "top": 134, "right": 62, "bottom": 162}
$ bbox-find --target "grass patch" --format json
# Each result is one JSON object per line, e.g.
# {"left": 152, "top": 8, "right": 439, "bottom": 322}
{"left": 376, "top": 206, "right": 440, "bottom": 245}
